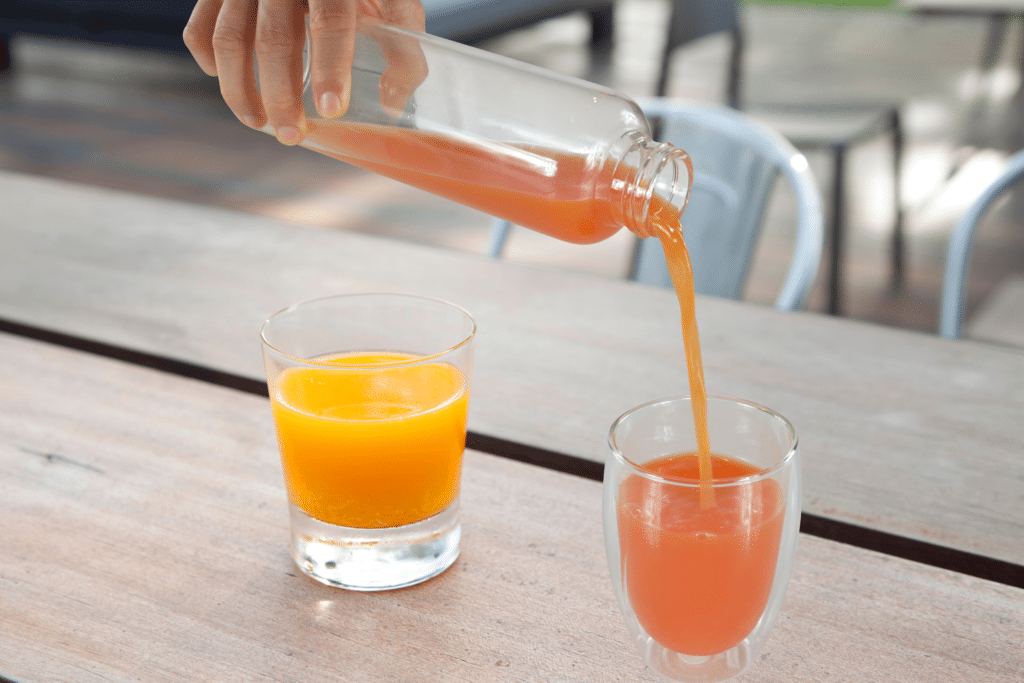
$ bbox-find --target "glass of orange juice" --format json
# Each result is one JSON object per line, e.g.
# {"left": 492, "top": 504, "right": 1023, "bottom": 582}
{"left": 261, "top": 293, "right": 475, "bottom": 591}
{"left": 603, "top": 396, "right": 800, "bottom": 682}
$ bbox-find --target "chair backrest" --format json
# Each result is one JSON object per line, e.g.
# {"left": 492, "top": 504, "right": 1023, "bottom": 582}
{"left": 634, "top": 99, "right": 823, "bottom": 311}
{"left": 423, "top": 0, "right": 613, "bottom": 43}
{"left": 657, "top": 0, "right": 742, "bottom": 106}
{"left": 940, "top": 150, "right": 1024, "bottom": 339}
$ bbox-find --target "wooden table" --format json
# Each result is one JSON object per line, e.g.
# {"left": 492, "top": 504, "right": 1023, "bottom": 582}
{"left": 1, "top": 171, "right": 1022, "bottom": 681}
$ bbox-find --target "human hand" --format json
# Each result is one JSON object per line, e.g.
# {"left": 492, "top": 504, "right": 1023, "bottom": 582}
{"left": 184, "top": 0, "right": 426, "bottom": 145}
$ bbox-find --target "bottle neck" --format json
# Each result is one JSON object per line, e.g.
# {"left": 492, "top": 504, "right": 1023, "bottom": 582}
{"left": 608, "top": 132, "right": 693, "bottom": 240}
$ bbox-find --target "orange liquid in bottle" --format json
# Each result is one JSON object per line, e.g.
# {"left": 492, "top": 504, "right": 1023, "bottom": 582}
{"left": 303, "top": 120, "right": 622, "bottom": 245}
{"left": 270, "top": 352, "right": 469, "bottom": 528}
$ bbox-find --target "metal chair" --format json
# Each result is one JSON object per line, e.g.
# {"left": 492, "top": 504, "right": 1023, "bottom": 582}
{"left": 656, "top": 0, "right": 904, "bottom": 316}
{"left": 655, "top": 0, "right": 742, "bottom": 109}
{"left": 940, "top": 150, "right": 1024, "bottom": 340}
{"left": 423, "top": 0, "right": 614, "bottom": 49}
{"left": 487, "top": 99, "right": 825, "bottom": 312}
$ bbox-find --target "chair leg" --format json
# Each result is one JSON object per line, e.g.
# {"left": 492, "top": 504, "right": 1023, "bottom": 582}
{"left": 628, "top": 235, "right": 644, "bottom": 282}
{"left": 486, "top": 218, "right": 512, "bottom": 258}
{"left": 655, "top": 44, "right": 672, "bottom": 98}
{"left": 727, "top": 27, "right": 744, "bottom": 110}
{"left": 980, "top": 12, "right": 1011, "bottom": 72}
{"left": 890, "top": 107, "right": 906, "bottom": 293}
{"left": 589, "top": 5, "right": 614, "bottom": 53}
{"left": 0, "top": 34, "right": 11, "bottom": 73}
{"left": 828, "top": 144, "right": 847, "bottom": 316}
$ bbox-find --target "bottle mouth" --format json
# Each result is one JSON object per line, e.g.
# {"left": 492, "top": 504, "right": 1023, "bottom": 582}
{"left": 612, "top": 134, "right": 693, "bottom": 240}
{"left": 638, "top": 141, "right": 692, "bottom": 240}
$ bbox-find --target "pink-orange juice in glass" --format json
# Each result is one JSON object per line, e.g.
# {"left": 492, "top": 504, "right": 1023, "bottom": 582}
{"left": 616, "top": 452, "right": 785, "bottom": 656}
{"left": 604, "top": 395, "right": 799, "bottom": 682}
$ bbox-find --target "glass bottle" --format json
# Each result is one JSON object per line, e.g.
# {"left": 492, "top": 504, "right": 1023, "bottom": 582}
{"left": 268, "top": 19, "right": 692, "bottom": 245}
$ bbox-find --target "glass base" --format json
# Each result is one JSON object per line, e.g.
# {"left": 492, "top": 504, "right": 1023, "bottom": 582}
{"left": 636, "top": 634, "right": 753, "bottom": 683}
{"left": 289, "top": 499, "right": 460, "bottom": 591}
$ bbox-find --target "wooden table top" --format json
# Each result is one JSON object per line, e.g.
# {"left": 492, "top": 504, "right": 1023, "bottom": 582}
{"left": 0, "top": 170, "right": 1022, "bottom": 680}
{"left": 1, "top": 171, "right": 1022, "bottom": 568}
{"left": 1, "top": 331, "right": 1022, "bottom": 682}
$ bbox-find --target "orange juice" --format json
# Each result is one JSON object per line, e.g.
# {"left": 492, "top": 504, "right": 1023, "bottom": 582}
{"left": 270, "top": 352, "right": 469, "bottom": 528}
{"left": 617, "top": 453, "right": 785, "bottom": 656}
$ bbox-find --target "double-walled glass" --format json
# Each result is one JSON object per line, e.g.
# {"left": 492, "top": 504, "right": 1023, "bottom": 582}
{"left": 261, "top": 293, "right": 475, "bottom": 591}
{"left": 603, "top": 396, "right": 800, "bottom": 682}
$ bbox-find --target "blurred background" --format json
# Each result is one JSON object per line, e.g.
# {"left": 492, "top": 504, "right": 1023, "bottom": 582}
{"left": 1, "top": 0, "right": 1022, "bottom": 348}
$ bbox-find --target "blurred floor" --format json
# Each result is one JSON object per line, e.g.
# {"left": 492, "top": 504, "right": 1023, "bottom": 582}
{"left": 1, "top": 1, "right": 1022, "bottom": 348}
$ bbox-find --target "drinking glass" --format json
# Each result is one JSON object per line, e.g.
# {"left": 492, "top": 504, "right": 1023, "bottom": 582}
{"left": 261, "top": 293, "right": 475, "bottom": 591}
{"left": 603, "top": 396, "right": 800, "bottom": 682}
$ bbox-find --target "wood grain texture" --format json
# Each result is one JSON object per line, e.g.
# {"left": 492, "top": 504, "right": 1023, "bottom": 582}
{"left": 1, "top": 170, "right": 1022, "bottom": 568}
{"left": 1, "top": 333, "right": 1022, "bottom": 682}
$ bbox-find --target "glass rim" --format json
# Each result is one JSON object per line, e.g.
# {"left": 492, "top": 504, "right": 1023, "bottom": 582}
{"left": 607, "top": 395, "right": 798, "bottom": 488}
{"left": 259, "top": 292, "right": 477, "bottom": 367}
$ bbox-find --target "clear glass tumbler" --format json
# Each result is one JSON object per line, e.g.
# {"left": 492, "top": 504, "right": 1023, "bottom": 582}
{"left": 603, "top": 396, "right": 800, "bottom": 682}
{"left": 261, "top": 293, "right": 475, "bottom": 591}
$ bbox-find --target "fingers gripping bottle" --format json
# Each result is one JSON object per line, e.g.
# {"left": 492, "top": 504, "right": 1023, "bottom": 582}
{"left": 273, "top": 19, "right": 692, "bottom": 245}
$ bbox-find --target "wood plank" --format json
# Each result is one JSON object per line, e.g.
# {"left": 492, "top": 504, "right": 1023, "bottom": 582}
{"left": 1, "top": 332, "right": 1022, "bottom": 682}
{"left": 1, "top": 170, "right": 1023, "bottom": 568}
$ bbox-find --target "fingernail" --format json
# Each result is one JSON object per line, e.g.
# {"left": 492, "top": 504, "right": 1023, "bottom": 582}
{"left": 276, "top": 126, "right": 301, "bottom": 145}
{"left": 319, "top": 91, "right": 342, "bottom": 119}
